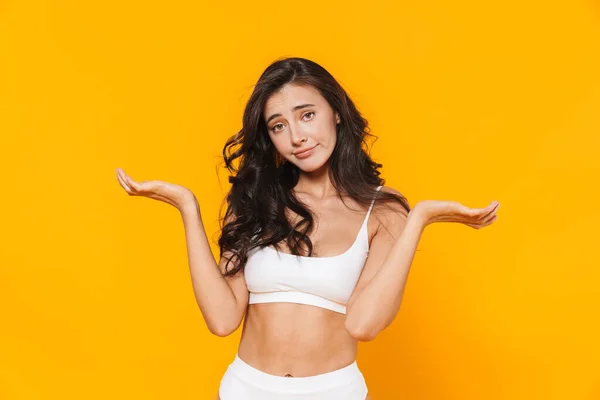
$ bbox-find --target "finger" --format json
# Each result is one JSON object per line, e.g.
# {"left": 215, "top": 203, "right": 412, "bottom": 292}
{"left": 116, "top": 168, "right": 128, "bottom": 181}
{"left": 488, "top": 201, "right": 500, "bottom": 213}
{"left": 476, "top": 216, "right": 496, "bottom": 228}
{"left": 119, "top": 171, "right": 137, "bottom": 189}
{"left": 116, "top": 173, "right": 133, "bottom": 193}
{"left": 124, "top": 174, "right": 142, "bottom": 192}
{"left": 470, "top": 201, "right": 499, "bottom": 220}
{"left": 467, "top": 206, "right": 489, "bottom": 219}
{"left": 469, "top": 214, "right": 498, "bottom": 229}
{"left": 479, "top": 202, "right": 500, "bottom": 220}
{"left": 484, "top": 210, "right": 499, "bottom": 224}
{"left": 116, "top": 169, "right": 131, "bottom": 187}
{"left": 125, "top": 173, "right": 154, "bottom": 194}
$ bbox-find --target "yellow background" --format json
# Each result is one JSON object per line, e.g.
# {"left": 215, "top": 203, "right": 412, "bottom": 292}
{"left": 1, "top": 0, "right": 599, "bottom": 399}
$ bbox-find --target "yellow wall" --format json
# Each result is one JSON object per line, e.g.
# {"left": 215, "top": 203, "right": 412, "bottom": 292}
{"left": 1, "top": 0, "right": 599, "bottom": 398}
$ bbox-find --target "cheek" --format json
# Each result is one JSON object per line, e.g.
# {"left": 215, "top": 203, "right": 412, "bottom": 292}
{"left": 330, "top": 126, "right": 338, "bottom": 144}
{"left": 270, "top": 135, "right": 289, "bottom": 154}
{"left": 310, "top": 121, "right": 335, "bottom": 142}
{"left": 320, "top": 124, "right": 337, "bottom": 145}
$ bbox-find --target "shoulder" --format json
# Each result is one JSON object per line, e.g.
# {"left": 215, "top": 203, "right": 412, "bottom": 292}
{"left": 376, "top": 185, "right": 410, "bottom": 213}
{"left": 379, "top": 185, "right": 404, "bottom": 197}
{"left": 373, "top": 185, "right": 410, "bottom": 236}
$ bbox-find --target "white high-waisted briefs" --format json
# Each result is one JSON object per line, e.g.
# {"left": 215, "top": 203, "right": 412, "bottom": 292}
{"left": 218, "top": 353, "right": 369, "bottom": 400}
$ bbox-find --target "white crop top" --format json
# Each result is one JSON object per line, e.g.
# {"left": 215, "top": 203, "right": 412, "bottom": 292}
{"left": 244, "top": 186, "right": 383, "bottom": 314}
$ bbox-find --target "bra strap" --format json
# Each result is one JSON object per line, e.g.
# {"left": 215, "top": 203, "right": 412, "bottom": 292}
{"left": 362, "top": 185, "right": 383, "bottom": 226}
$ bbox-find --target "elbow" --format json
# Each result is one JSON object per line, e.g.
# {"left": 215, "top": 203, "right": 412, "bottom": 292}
{"left": 345, "top": 321, "right": 378, "bottom": 342}
{"left": 347, "top": 326, "right": 377, "bottom": 342}
{"left": 210, "top": 325, "right": 234, "bottom": 337}
{"left": 208, "top": 317, "right": 243, "bottom": 338}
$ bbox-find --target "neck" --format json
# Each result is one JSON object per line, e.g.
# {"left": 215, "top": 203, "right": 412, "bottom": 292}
{"left": 294, "top": 160, "right": 336, "bottom": 199}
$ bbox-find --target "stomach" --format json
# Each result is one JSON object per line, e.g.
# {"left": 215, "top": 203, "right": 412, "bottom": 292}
{"left": 236, "top": 302, "right": 359, "bottom": 377}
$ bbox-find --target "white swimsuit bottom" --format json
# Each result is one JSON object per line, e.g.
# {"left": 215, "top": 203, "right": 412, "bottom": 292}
{"left": 218, "top": 353, "right": 369, "bottom": 400}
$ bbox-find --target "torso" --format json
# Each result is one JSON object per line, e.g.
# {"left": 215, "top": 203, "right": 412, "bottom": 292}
{"left": 237, "top": 191, "right": 380, "bottom": 377}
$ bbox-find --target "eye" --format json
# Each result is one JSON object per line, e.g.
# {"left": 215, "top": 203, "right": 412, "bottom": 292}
{"left": 271, "top": 123, "right": 284, "bottom": 133}
{"left": 302, "top": 111, "right": 315, "bottom": 121}
{"left": 270, "top": 112, "right": 314, "bottom": 133}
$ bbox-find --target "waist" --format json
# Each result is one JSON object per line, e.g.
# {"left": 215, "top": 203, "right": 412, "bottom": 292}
{"left": 239, "top": 303, "right": 358, "bottom": 376}
{"left": 226, "top": 352, "right": 364, "bottom": 393}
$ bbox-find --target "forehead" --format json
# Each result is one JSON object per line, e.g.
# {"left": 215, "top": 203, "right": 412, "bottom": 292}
{"left": 263, "top": 84, "right": 326, "bottom": 115}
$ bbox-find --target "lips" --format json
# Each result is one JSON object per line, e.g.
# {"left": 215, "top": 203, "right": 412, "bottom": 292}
{"left": 294, "top": 144, "right": 318, "bottom": 155}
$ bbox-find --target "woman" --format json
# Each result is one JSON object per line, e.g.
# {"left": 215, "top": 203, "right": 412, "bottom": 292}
{"left": 115, "top": 57, "right": 499, "bottom": 399}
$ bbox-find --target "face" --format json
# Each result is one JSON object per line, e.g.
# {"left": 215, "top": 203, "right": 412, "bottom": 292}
{"left": 263, "top": 83, "right": 340, "bottom": 173}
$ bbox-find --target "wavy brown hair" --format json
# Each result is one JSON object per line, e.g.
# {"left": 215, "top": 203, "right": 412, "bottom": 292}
{"left": 218, "top": 57, "right": 411, "bottom": 277}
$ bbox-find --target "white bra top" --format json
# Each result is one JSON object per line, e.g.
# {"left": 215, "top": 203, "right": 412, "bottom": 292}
{"left": 244, "top": 186, "right": 383, "bottom": 314}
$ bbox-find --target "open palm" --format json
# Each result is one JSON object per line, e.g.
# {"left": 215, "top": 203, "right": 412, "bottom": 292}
{"left": 414, "top": 199, "right": 500, "bottom": 229}
{"left": 115, "top": 168, "right": 194, "bottom": 210}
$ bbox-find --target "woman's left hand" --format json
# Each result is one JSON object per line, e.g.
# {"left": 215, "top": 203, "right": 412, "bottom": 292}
{"left": 411, "top": 199, "right": 500, "bottom": 229}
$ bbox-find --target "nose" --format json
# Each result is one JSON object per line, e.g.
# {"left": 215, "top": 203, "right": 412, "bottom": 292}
{"left": 289, "top": 124, "right": 307, "bottom": 146}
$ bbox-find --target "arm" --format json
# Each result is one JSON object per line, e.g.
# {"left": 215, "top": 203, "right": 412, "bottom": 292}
{"left": 344, "top": 196, "right": 500, "bottom": 341}
{"left": 114, "top": 168, "right": 248, "bottom": 337}
{"left": 344, "top": 205, "right": 426, "bottom": 342}
{"left": 179, "top": 196, "right": 249, "bottom": 337}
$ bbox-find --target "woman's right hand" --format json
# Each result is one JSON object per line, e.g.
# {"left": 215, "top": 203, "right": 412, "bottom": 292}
{"left": 115, "top": 168, "right": 195, "bottom": 210}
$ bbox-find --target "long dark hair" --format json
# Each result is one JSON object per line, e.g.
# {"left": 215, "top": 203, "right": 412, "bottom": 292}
{"left": 218, "top": 57, "right": 410, "bottom": 277}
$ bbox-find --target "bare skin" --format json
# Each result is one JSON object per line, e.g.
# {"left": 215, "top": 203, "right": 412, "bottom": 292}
{"left": 116, "top": 83, "right": 498, "bottom": 400}
{"left": 240, "top": 192, "right": 377, "bottom": 371}
{"left": 115, "top": 166, "right": 381, "bottom": 398}
{"left": 223, "top": 191, "right": 378, "bottom": 396}
{"left": 116, "top": 164, "right": 497, "bottom": 400}
{"left": 212, "top": 83, "right": 383, "bottom": 398}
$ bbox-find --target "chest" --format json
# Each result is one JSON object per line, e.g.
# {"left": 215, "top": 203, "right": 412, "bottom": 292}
{"left": 275, "top": 200, "right": 372, "bottom": 258}
{"left": 244, "top": 241, "right": 369, "bottom": 306}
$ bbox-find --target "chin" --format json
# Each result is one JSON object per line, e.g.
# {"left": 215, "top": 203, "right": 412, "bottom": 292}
{"left": 293, "top": 158, "right": 329, "bottom": 173}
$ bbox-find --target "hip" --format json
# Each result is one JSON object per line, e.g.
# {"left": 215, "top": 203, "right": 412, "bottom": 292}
{"left": 218, "top": 353, "right": 369, "bottom": 400}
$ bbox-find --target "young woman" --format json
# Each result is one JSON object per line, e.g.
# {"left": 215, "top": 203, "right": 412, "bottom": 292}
{"left": 115, "top": 57, "right": 500, "bottom": 399}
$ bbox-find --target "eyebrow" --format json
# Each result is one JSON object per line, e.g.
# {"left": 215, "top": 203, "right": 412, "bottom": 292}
{"left": 265, "top": 104, "right": 316, "bottom": 125}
